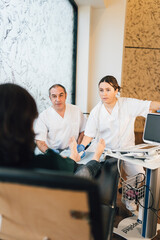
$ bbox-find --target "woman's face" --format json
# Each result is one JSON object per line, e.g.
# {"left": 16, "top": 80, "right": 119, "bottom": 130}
{"left": 99, "top": 82, "right": 118, "bottom": 105}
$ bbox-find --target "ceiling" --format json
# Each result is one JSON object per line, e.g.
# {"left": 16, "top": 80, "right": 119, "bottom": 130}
{"left": 74, "top": 0, "right": 107, "bottom": 8}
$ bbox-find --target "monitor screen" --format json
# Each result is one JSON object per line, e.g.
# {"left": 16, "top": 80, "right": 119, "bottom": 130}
{"left": 143, "top": 113, "right": 160, "bottom": 144}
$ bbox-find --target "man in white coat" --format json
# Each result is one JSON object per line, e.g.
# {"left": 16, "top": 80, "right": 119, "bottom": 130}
{"left": 35, "top": 84, "right": 86, "bottom": 153}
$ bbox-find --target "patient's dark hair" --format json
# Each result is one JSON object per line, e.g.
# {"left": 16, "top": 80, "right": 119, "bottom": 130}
{"left": 0, "top": 83, "right": 38, "bottom": 167}
{"left": 98, "top": 75, "right": 121, "bottom": 92}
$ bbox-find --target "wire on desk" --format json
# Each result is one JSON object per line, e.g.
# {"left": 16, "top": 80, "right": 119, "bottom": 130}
{"left": 117, "top": 159, "right": 145, "bottom": 186}
{"left": 117, "top": 158, "right": 160, "bottom": 219}
{"left": 117, "top": 158, "right": 125, "bottom": 183}
{"left": 150, "top": 207, "right": 160, "bottom": 220}
{"left": 136, "top": 185, "right": 154, "bottom": 210}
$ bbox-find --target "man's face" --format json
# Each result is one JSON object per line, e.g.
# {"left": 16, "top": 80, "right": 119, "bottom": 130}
{"left": 49, "top": 86, "right": 67, "bottom": 111}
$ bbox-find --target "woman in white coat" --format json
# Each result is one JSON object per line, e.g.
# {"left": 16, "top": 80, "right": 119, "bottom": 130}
{"left": 78, "top": 75, "right": 160, "bottom": 185}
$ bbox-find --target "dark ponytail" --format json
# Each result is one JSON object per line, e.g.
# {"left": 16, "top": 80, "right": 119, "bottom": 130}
{"left": 98, "top": 75, "right": 121, "bottom": 92}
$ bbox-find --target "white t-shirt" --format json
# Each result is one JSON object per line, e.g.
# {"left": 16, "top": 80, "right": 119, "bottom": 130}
{"left": 85, "top": 97, "right": 151, "bottom": 150}
{"left": 34, "top": 103, "right": 86, "bottom": 150}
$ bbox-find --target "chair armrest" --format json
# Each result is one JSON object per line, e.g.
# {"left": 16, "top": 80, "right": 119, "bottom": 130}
{"left": 96, "top": 158, "right": 119, "bottom": 207}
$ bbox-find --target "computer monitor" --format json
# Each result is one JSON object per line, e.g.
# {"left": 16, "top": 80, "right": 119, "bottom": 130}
{"left": 143, "top": 113, "right": 160, "bottom": 145}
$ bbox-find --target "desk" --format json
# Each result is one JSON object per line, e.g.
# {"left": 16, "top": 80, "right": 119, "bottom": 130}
{"left": 107, "top": 152, "right": 160, "bottom": 239}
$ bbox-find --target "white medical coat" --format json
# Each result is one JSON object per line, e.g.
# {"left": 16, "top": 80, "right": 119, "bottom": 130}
{"left": 85, "top": 97, "right": 151, "bottom": 177}
{"left": 35, "top": 103, "right": 86, "bottom": 150}
{"left": 85, "top": 97, "right": 151, "bottom": 150}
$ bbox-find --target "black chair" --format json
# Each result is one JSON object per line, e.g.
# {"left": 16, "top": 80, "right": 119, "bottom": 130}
{"left": 0, "top": 168, "right": 104, "bottom": 240}
{"left": 96, "top": 157, "right": 119, "bottom": 240}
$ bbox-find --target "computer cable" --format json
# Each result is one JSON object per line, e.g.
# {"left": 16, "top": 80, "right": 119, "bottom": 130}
{"left": 117, "top": 158, "right": 160, "bottom": 219}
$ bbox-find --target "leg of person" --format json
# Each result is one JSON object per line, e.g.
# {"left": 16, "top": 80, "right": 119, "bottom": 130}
{"left": 74, "top": 138, "right": 106, "bottom": 179}
{"left": 123, "top": 162, "right": 145, "bottom": 178}
{"left": 69, "top": 136, "right": 81, "bottom": 162}
{"left": 75, "top": 161, "right": 102, "bottom": 179}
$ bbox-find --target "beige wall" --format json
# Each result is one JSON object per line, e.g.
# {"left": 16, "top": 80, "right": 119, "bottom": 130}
{"left": 76, "top": 0, "right": 126, "bottom": 112}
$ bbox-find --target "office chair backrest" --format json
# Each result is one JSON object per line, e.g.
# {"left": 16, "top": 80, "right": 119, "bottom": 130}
{"left": 0, "top": 168, "right": 103, "bottom": 240}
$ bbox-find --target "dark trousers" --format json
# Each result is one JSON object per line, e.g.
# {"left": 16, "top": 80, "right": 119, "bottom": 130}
{"left": 74, "top": 160, "right": 102, "bottom": 179}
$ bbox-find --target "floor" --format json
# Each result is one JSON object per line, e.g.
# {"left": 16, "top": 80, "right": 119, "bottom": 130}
{"left": 112, "top": 187, "right": 160, "bottom": 240}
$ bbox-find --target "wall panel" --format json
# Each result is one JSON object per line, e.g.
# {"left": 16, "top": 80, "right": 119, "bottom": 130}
{"left": 121, "top": 0, "right": 160, "bottom": 132}
{"left": 125, "top": 0, "right": 160, "bottom": 48}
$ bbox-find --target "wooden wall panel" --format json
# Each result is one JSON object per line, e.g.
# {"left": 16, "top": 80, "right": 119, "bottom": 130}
{"left": 122, "top": 48, "right": 160, "bottom": 100}
{"left": 121, "top": 0, "right": 160, "bottom": 132}
{"left": 125, "top": 0, "right": 160, "bottom": 48}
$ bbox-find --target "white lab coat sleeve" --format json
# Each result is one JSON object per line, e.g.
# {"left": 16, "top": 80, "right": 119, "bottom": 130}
{"left": 84, "top": 110, "right": 98, "bottom": 138}
{"left": 34, "top": 114, "right": 48, "bottom": 141}
{"left": 79, "top": 111, "right": 87, "bottom": 133}
{"left": 126, "top": 98, "right": 151, "bottom": 118}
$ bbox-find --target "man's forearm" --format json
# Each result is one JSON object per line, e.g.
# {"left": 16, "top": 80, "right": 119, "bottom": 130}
{"left": 36, "top": 140, "right": 49, "bottom": 153}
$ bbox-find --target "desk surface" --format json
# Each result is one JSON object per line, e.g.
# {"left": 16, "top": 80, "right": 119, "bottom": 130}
{"left": 106, "top": 152, "right": 160, "bottom": 170}
{"left": 61, "top": 150, "right": 160, "bottom": 169}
